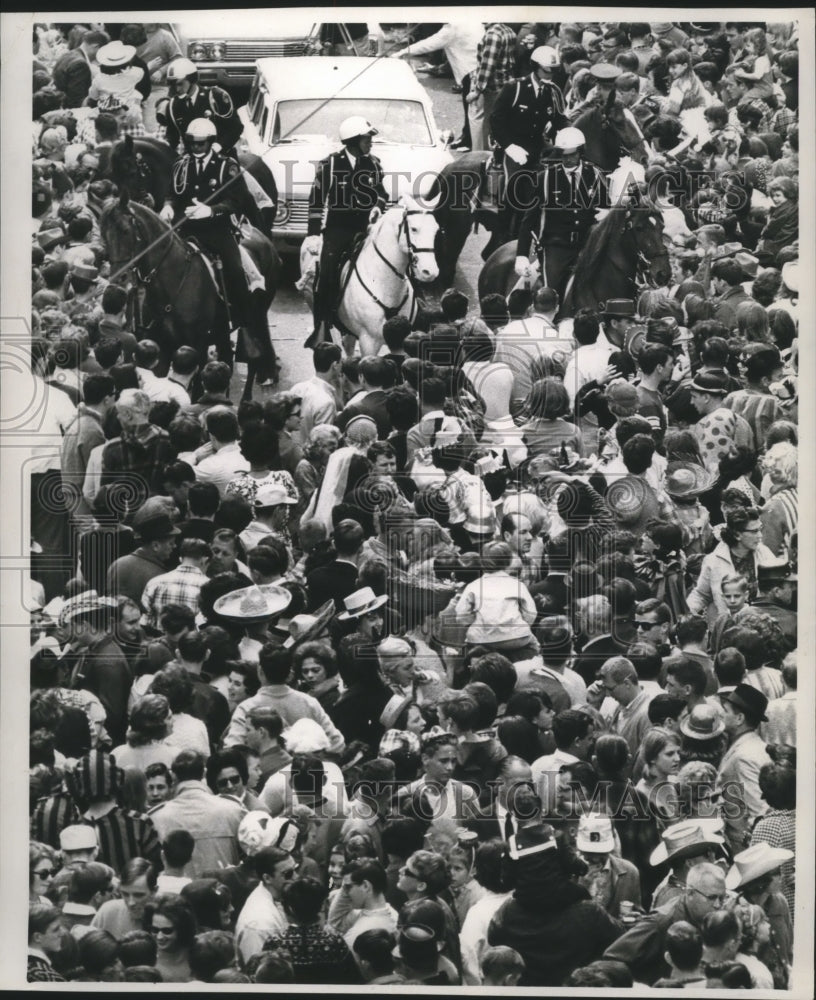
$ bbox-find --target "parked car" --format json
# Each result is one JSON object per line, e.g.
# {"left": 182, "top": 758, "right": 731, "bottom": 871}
{"left": 172, "top": 16, "right": 383, "bottom": 89}
{"left": 237, "top": 57, "right": 453, "bottom": 255}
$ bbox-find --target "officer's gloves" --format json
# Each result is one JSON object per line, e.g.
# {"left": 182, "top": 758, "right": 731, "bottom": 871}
{"left": 160, "top": 203, "right": 175, "bottom": 224}
{"left": 185, "top": 198, "right": 214, "bottom": 220}
{"left": 514, "top": 255, "right": 531, "bottom": 276}
{"left": 505, "top": 144, "right": 529, "bottom": 165}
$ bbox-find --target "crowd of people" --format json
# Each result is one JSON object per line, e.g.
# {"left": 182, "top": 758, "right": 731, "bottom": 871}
{"left": 25, "top": 18, "right": 801, "bottom": 989}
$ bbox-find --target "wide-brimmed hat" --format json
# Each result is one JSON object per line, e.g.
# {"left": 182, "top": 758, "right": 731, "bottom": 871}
{"left": 602, "top": 298, "right": 636, "bottom": 318}
{"left": 57, "top": 591, "right": 117, "bottom": 629}
{"left": 70, "top": 261, "right": 99, "bottom": 282}
{"left": 649, "top": 818, "right": 725, "bottom": 866}
{"left": 679, "top": 703, "right": 726, "bottom": 740}
{"left": 96, "top": 40, "right": 136, "bottom": 68}
{"left": 722, "top": 684, "right": 769, "bottom": 724}
{"left": 281, "top": 600, "right": 335, "bottom": 648}
{"left": 213, "top": 583, "right": 292, "bottom": 623}
{"left": 734, "top": 250, "right": 759, "bottom": 279}
{"left": 392, "top": 924, "right": 438, "bottom": 967}
{"left": 37, "top": 227, "right": 65, "bottom": 252}
{"left": 336, "top": 586, "right": 388, "bottom": 621}
{"left": 725, "top": 843, "right": 794, "bottom": 890}
{"left": 576, "top": 814, "right": 615, "bottom": 853}
{"left": 379, "top": 693, "right": 414, "bottom": 731}
{"left": 665, "top": 462, "right": 718, "bottom": 499}
{"left": 254, "top": 483, "right": 297, "bottom": 508}
{"left": 135, "top": 513, "right": 181, "bottom": 543}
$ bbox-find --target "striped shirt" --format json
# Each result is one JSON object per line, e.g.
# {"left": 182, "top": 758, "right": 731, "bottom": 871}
{"left": 724, "top": 389, "right": 784, "bottom": 452}
{"left": 31, "top": 792, "right": 81, "bottom": 850}
{"left": 78, "top": 808, "right": 162, "bottom": 874}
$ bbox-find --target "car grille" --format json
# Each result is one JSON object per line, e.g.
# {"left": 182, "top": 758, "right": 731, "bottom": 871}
{"left": 276, "top": 200, "right": 309, "bottom": 234}
{"left": 225, "top": 40, "right": 308, "bottom": 59}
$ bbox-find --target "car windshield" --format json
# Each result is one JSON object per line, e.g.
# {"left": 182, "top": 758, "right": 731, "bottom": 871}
{"left": 271, "top": 98, "right": 432, "bottom": 145}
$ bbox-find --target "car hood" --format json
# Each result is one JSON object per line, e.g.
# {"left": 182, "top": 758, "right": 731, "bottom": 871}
{"left": 262, "top": 141, "right": 453, "bottom": 202}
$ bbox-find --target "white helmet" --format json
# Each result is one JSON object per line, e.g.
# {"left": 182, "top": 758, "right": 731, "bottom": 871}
{"left": 185, "top": 118, "right": 217, "bottom": 140}
{"left": 530, "top": 45, "right": 559, "bottom": 69}
{"left": 237, "top": 812, "right": 299, "bottom": 858}
{"left": 167, "top": 57, "right": 198, "bottom": 82}
{"left": 554, "top": 126, "right": 586, "bottom": 151}
{"left": 339, "top": 116, "right": 378, "bottom": 142}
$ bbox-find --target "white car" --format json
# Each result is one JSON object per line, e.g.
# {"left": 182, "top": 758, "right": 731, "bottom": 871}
{"left": 172, "top": 16, "right": 382, "bottom": 89}
{"left": 238, "top": 57, "right": 453, "bottom": 255}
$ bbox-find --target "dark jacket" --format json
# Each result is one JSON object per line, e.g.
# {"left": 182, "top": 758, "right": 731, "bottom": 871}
{"left": 52, "top": 47, "right": 93, "bottom": 108}
{"left": 165, "top": 85, "right": 243, "bottom": 153}
{"left": 490, "top": 74, "right": 567, "bottom": 160}
{"left": 517, "top": 159, "right": 609, "bottom": 256}
{"left": 603, "top": 891, "right": 695, "bottom": 985}
{"left": 488, "top": 873, "right": 622, "bottom": 985}
{"left": 70, "top": 634, "right": 132, "bottom": 745}
{"left": 306, "top": 559, "right": 359, "bottom": 613}
{"left": 307, "top": 148, "right": 387, "bottom": 237}
{"left": 335, "top": 389, "right": 391, "bottom": 438}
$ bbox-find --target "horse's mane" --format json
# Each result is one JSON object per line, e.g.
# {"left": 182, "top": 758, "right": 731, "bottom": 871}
{"left": 571, "top": 206, "right": 631, "bottom": 293}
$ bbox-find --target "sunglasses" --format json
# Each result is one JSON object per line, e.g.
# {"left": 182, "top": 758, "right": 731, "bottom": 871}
{"left": 34, "top": 868, "right": 57, "bottom": 879}
{"left": 216, "top": 774, "right": 243, "bottom": 788}
{"left": 400, "top": 866, "right": 421, "bottom": 879}
{"left": 635, "top": 620, "right": 659, "bottom": 629}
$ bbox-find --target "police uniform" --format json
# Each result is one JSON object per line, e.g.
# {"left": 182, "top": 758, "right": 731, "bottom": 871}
{"left": 517, "top": 158, "right": 610, "bottom": 301}
{"left": 307, "top": 147, "right": 387, "bottom": 337}
{"left": 168, "top": 149, "right": 250, "bottom": 327}
{"left": 490, "top": 73, "right": 568, "bottom": 240}
{"left": 165, "top": 85, "right": 243, "bottom": 155}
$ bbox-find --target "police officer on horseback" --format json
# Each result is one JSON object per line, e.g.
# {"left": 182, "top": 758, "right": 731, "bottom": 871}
{"left": 305, "top": 116, "right": 388, "bottom": 349}
{"left": 164, "top": 57, "right": 243, "bottom": 156}
{"left": 515, "top": 126, "right": 609, "bottom": 303}
{"left": 160, "top": 118, "right": 252, "bottom": 335}
{"left": 490, "top": 46, "right": 568, "bottom": 243}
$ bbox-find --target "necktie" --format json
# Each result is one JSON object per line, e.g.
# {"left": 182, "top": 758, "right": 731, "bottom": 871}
{"left": 504, "top": 810, "right": 515, "bottom": 841}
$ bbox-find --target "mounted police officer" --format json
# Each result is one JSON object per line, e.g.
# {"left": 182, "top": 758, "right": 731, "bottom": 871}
{"left": 305, "top": 115, "right": 388, "bottom": 349}
{"left": 515, "top": 126, "right": 610, "bottom": 303}
{"left": 160, "top": 118, "right": 251, "bottom": 334}
{"left": 164, "top": 57, "right": 243, "bottom": 156}
{"left": 490, "top": 45, "right": 568, "bottom": 243}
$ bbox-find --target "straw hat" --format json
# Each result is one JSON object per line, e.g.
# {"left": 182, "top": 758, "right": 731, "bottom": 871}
{"left": 665, "top": 462, "right": 717, "bottom": 500}
{"left": 336, "top": 586, "right": 388, "bottom": 621}
{"left": 725, "top": 843, "right": 794, "bottom": 890}
{"left": 212, "top": 584, "right": 292, "bottom": 623}
{"left": 576, "top": 814, "right": 616, "bottom": 853}
{"left": 679, "top": 703, "right": 726, "bottom": 741}
{"left": 57, "top": 591, "right": 117, "bottom": 629}
{"left": 649, "top": 819, "right": 725, "bottom": 866}
{"left": 96, "top": 41, "right": 136, "bottom": 68}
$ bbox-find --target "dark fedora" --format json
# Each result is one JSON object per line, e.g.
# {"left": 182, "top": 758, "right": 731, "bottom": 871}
{"left": 722, "top": 683, "right": 768, "bottom": 724}
{"left": 757, "top": 557, "right": 797, "bottom": 585}
{"left": 602, "top": 298, "right": 636, "bottom": 318}
{"left": 690, "top": 371, "right": 730, "bottom": 395}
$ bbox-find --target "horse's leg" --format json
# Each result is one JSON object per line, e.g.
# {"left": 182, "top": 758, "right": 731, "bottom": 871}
{"left": 242, "top": 360, "right": 256, "bottom": 400}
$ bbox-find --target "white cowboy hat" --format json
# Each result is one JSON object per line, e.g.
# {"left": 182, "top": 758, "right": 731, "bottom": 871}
{"left": 212, "top": 584, "right": 291, "bottom": 623}
{"left": 281, "top": 600, "right": 335, "bottom": 648}
{"left": 725, "top": 843, "right": 794, "bottom": 890}
{"left": 336, "top": 587, "right": 388, "bottom": 621}
{"left": 649, "top": 818, "right": 725, "bottom": 866}
{"left": 96, "top": 41, "right": 136, "bottom": 68}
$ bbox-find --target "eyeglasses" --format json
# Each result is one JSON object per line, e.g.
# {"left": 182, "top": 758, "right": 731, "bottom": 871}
{"left": 277, "top": 868, "right": 296, "bottom": 880}
{"left": 216, "top": 774, "right": 243, "bottom": 788}
{"left": 635, "top": 620, "right": 658, "bottom": 629}
{"left": 400, "top": 866, "right": 421, "bottom": 879}
{"left": 34, "top": 868, "right": 57, "bottom": 879}
{"left": 690, "top": 887, "right": 727, "bottom": 905}
{"left": 151, "top": 924, "right": 176, "bottom": 936}
{"left": 740, "top": 528, "right": 762, "bottom": 535}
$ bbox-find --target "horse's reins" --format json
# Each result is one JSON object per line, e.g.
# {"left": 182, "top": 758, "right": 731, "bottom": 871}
{"left": 113, "top": 208, "right": 196, "bottom": 313}
{"left": 353, "top": 206, "right": 434, "bottom": 316}
{"left": 606, "top": 213, "right": 665, "bottom": 288}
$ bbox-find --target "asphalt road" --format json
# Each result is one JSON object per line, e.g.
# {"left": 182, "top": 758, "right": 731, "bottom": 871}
{"left": 233, "top": 62, "right": 491, "bottom": 398}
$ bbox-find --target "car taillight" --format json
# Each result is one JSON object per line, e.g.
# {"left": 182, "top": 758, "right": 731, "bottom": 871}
{"left": 188, "top": 41, "right": 207, "bottom": 61}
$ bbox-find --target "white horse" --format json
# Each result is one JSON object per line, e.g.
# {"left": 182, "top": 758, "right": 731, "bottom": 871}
{"left": 336, "top": 193, "right": 440, "bottom": 357}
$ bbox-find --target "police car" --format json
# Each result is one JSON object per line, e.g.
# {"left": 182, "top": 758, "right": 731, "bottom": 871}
{"left": 237, "top": 57, "right": 453, "bottom": 255}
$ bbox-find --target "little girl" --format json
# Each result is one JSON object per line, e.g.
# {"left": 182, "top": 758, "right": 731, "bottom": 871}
{"left": 446, "top": 838, "right": 485, "bottom": 926}
{"left": 756, "top": 177, "right": 798, "bottom": 266}
{"left": 454, "top": 541, "right": 538, "bottom": 661}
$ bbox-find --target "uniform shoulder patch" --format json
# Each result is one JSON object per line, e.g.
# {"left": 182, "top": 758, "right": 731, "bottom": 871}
{"left": 209, "top": 87, "right": 234, "bottom": 118}
{"left": 226, "top": 160, "right": 240, "bottom": 178}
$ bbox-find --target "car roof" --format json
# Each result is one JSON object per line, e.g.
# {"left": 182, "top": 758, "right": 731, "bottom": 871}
{"left": 256, "top": 57, "right": 431, "bottom": 102}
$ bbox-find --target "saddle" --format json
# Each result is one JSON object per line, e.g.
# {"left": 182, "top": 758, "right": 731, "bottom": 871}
{"left": 336, "top": 231, "right": 369, "bottom": 304}
{"left": 182, "top": 233, "right": 265, "bottom": 302}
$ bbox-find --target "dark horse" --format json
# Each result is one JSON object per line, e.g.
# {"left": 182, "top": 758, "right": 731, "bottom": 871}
{"left": 572, "top": 90, "right": 649, "bottom": 173}
{"left": 426, "top": 150, "right": 497, "bottom": 287}
{"left": 477, "top": 204, "right": 671, "bottom": 317}
{"left": 109, "top": 135, "right": 279, "bottom": 238}
{"left": 99, "top": 194, "right": 281, "bottom": 399}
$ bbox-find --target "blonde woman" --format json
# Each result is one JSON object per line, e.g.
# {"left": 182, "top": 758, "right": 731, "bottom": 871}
{"left": 635, "top": 726, "right": 683, "bottom": 827}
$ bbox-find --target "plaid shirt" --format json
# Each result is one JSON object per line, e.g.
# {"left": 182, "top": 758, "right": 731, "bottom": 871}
{"left": 28, "top": 954, "right": 66, "bottom": 983}
{"left": 101, "top": 428, "right": 176, "bottom": 502}
{"left": 473, "top": 23, "right": 517, "bottom": 94}
{"left": 141, "top": 562, "right": 209, "bottom": 629}
{"left": 750, "top": 809, "right": 795, "bottom": 913}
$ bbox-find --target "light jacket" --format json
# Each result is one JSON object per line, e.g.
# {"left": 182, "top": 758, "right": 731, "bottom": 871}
{"left": 687, "top": 540, "right": 775, "bottom": 623}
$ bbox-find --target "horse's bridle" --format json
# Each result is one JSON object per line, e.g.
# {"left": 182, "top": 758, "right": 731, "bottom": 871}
{"left": 371, "top": 205, "right": 436, "bottom": 281}
{"left": 612, "top": 212, "right": 666, "bottom": 287}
